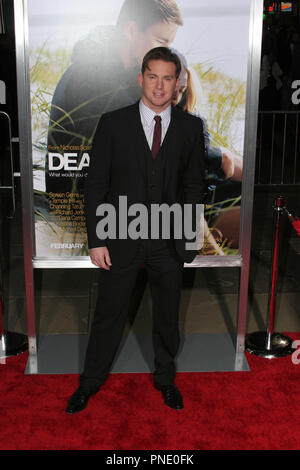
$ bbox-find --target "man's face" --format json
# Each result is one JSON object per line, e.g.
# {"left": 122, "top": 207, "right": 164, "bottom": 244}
{"left": 134, "top": 21, "right": 178, "bottom": 66}
{"left": 138, "top": 59, "right": 180, "bottom": 113}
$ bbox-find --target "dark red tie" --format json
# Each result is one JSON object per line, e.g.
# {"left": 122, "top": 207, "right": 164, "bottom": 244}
{"left": 151, "top": 115, "right": 162, "bottom": 159}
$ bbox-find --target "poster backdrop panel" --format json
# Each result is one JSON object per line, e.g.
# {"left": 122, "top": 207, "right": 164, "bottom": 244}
{"left": 28, "top": 0, "right": 251, "bottom": 258}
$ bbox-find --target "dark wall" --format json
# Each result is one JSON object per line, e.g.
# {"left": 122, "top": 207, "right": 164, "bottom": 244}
{"left": 0, "top": 0, "right": 18, "bottom": 136}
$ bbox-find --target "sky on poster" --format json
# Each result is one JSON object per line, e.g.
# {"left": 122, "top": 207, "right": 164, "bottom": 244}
{"left": 28, "top": 0, "right": 251, "bottom": 80}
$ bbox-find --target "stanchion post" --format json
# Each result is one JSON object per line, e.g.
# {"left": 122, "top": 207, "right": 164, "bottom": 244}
{"left": 266, "top": 196, "right": 284, "bottom": 350}
{"left": 245, "top": 196, "right": 296, "bottom": 358}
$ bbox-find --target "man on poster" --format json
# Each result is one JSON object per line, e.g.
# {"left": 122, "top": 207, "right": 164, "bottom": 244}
{"left": 44, "top": 0, "right": 243, "bottom": 257}
{"left": 47, "top": 0, "right": 183, "bottom": 194}
{"left": 66, "top": 47, "right": 206, "bottom": 414}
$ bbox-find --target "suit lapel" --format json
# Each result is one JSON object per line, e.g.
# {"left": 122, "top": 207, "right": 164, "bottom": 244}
{"left": 160, "top": 105, "right": 180, "bottom": 151}
{"left": 159, "top": 106, "right": 182, "bottom": 187}
{"left": 130, "top": 102, "right": 151, "bottom": 180}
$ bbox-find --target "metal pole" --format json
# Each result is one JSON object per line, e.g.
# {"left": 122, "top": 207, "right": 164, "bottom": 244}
{"left": 234, "top": 0, "right": 264, "bottom": 370}
{"left": 245, "top": 196, "right": 296, "bottom": 358}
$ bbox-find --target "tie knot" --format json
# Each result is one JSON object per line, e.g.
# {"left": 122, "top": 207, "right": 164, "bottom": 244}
{"left": 154, "top": 115, "right": 161, "bottom": 123}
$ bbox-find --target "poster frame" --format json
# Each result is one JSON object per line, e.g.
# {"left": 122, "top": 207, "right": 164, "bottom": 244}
{"left": 14, "top": 0, "right": 264, "bottom": 373}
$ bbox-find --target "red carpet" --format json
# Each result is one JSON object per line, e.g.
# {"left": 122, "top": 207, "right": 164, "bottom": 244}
{"left": 1, "top": 333, "right": 300, "bottom": 451}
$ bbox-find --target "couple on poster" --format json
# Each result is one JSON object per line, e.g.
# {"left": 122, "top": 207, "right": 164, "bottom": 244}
{"left": 46, "top": 0, "right": 243, "bottom": 257}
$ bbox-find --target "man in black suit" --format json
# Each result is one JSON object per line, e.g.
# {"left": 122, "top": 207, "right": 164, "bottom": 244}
{"left": 66, "top": 47, "right": 206, "bottom": 414}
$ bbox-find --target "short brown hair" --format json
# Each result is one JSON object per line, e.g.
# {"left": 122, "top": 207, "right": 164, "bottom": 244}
{"left": 141, "top": 47, "right": 181, "bottom": 79}
{"left": 117, "top": 0, "right": 183, "bottom": 31}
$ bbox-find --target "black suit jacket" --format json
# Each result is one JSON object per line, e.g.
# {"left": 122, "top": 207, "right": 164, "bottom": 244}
{"left": 85, "top": 102, "right": 206, "bottom": 265}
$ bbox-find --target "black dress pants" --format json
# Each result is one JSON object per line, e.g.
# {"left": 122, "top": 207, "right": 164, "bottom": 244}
{"left": 80, "top": 239, "right": 183, "bottom": 390}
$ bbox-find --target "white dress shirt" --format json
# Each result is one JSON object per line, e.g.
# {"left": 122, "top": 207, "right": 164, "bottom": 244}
{"left": 139, "top": 99, "right": 171, "bottom": 150}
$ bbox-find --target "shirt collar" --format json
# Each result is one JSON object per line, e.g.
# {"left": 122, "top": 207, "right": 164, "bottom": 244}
{"left": 139, "top": 99, "right": 171, "bottom": 128}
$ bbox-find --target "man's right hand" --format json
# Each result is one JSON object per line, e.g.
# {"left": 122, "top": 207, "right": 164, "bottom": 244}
{"left": 89, "top": 247, "right": 112, "bottom": 270}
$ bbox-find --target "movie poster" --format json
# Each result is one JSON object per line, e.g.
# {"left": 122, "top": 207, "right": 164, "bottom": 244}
{"left": 28, "top": 0, "right": 251, "bottom": 259}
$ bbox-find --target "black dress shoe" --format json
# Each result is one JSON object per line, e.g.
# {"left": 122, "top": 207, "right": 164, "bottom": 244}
{"left": 154, "top": 383, "right": 184, "bottom": 410}
{"left": 65, "top": 386, "right": 99, "bottom": 414}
